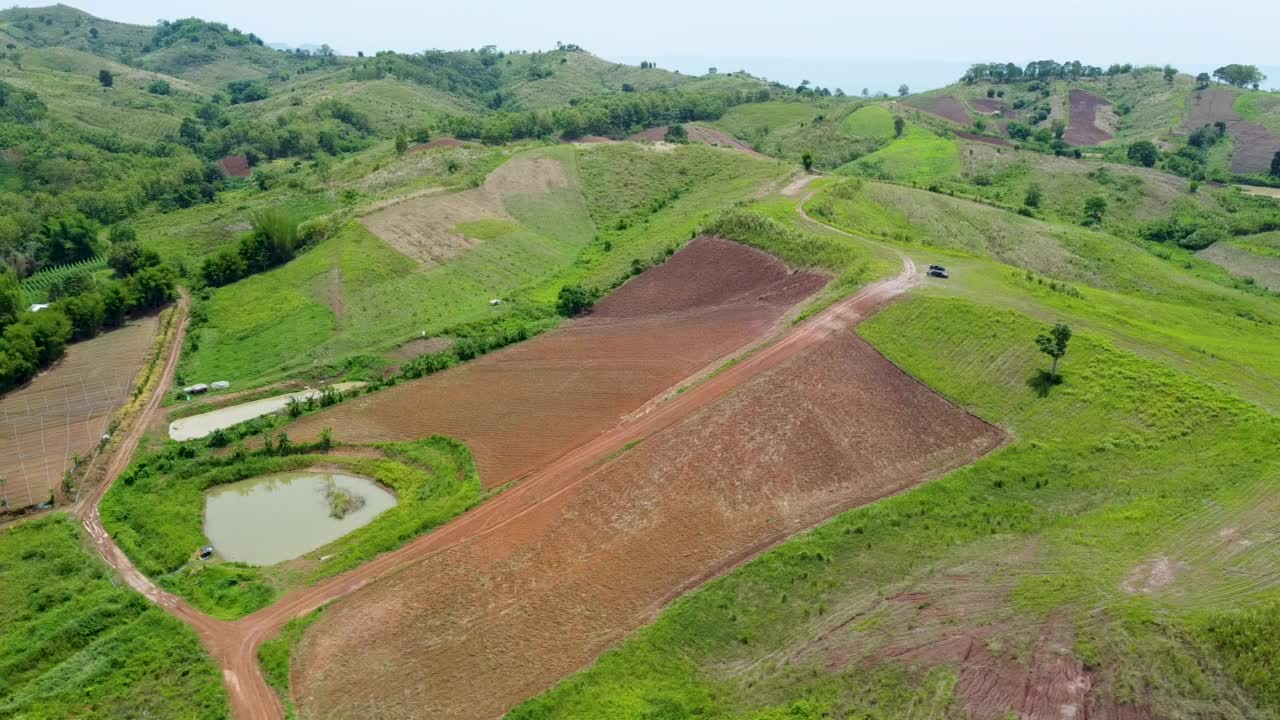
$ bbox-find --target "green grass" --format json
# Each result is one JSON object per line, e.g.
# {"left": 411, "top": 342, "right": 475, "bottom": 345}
{"left": 509, "top": 290, "right": 1280, "bottom": 719}
{"left": 100, "top": 435, "right": 486, "bottom": 619}
{"left": 713, "top": 100, "right": 821, "bottom": 140}
{"left": 258, "top": 608, "right": 324, "bottom": 719}
{"left": 839, "top": 123, "right": 960, "bottom": 184}
{"left": 840, "top": 104, "right": 895, "bottom": 140}
{"left": 1234, "top": 91, "right": 1280, "bottom": 136}
{"left": 0, "top": 515, "right": 227, "bottom": 719}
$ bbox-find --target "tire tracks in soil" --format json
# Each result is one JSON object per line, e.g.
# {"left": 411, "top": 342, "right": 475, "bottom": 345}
{"left": 76, "top": 184, "right": 919, "bottom": 720}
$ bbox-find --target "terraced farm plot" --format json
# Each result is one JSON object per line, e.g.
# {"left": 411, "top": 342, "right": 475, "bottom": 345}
{"left": 0, "top": 317, "right": 158, "bottom": 511}
{"left": 1186, "top": 88, "right": 1280, "bottom": 174}
{"left": 907, "top": 94, "right": 971, "bottom": 125}
{"left": 291, "top": 323, "right": 1005, "bottom": 720}
{"left": 286, "top": 237, "right": 825, "bottom": 487}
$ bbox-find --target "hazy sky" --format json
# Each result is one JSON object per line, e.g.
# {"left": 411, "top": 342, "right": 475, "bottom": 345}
{"left": 16, "top": 0, "right": 1280, "bottom": 92}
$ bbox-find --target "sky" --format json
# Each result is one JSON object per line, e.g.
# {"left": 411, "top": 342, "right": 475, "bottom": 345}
{"left": 16, "top": 0, "right": 1280, "bottom": 93}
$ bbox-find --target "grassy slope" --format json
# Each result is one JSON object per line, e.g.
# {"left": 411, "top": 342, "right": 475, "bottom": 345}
{"left": 711, "top": 98, "right": 885, "bottom": 170}
{"left": 839, "top": 122, "right": 961, "bottom": 185}
{"left": 509, "top": 186, "right": 1280, "bottom": 720}
{"left": 177, "top": 144, "right": 591, "bottom": 386}
{"left": 1235, "top": 91, "right": 1280, "bottom": 135}
{"left": 505, "top": 52, "right": 693, "bottom": 109}
{"left": 101, "top": 436, "right": 485, "bottom": 619}
{"left": 0, "top": 516, "right": 226, "bottom": 719}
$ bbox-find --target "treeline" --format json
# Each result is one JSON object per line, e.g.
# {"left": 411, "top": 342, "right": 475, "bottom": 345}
{"left": 446, "top": 87, "right": 771, "bottom": 144}
{"left": 962, "top": 61, "right": 1160, "bottom": 84}
{"left": 0, "top": 237, "right": 176, "bottom": 392}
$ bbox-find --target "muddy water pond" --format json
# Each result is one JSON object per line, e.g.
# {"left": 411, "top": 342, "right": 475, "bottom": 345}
{"left": 204, "top": 471, "right": 396, "bottom": 565}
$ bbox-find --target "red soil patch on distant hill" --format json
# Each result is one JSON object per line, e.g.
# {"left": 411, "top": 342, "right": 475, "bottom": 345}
{"left": 286, "top": 237, "right": 825, "bottom": 488}
{"left": 1064, "top": 89, "right": 1113, "bottom": 146}
{"left": 908, "top": 95, "right": 972, "bottom": 125}
{"left": 957, "top": 131, "right": 1013, "bottom": 148}
{"left": 969, "top": 98, "right": 1004, "bottom": 114}
{"left": 1185, "top": 88, "right": 1280, "bottom": 174}
{"left": 292, "top": 324, "right": 1006, "bottom": 720}
{"left": 410, "top": 137, "right": 468, "bottom": 152}
{"left": 216, "top": 154, "right": 251, "bottom": 178}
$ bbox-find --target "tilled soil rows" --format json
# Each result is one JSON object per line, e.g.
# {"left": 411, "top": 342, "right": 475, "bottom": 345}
{"left": 291, "top": 330, "right": 1006, "bottom": 720}
{"left": 908, "top": 95, "right": 972, "bottom": 125}
{"left": 1184, "top": 88, "right": 1280, "bottom": 174}
{"left": 1064, "top": 89, "right": 1113, "bottom": 146}
{"left": 0, "top": 318, "right": 159, "bottom": 510}
{"left": 287, "top": 237, "right": 825, "bottom": 488}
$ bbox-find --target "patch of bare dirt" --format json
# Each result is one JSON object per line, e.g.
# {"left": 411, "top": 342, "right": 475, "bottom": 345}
{"left": 291, "top": 323, "right": 1005, "bottom": 720}
{"left": 957, "top": 131, "right": 1014, "bottom": 148}
{"left": 1184, "top": 88, "right": 1280, "bottom": 174}
{"left": 908, "top": 95, "right": 972, "bottom": 125}
{"left": 628, "top": 125, "right": 764, "bottom": 156}
{"left": 324, "top": 268, "right": 343, "bottom": 320}
{"left": 217, "top": 154, "right": 251, "bottom": 178}
{"left": 970, "top": 98, "right": 1004, "bottom": 115}
{"left": 1121, "top": 554, "right": 1190, "bottom": 595}
{"left": 1064, "top": 89, "right": 1113, "bottom": 146}
{"left": 410, "top": 137, "right": 469, "bottom": 152}
{"left": 358, "top": 153, "right": 572, "bottom": 267}
{"left": 386, "top": 336, "right": 454, "bottom": 361}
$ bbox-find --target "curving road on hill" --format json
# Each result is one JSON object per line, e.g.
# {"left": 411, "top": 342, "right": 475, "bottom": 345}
{"left": 76, "top": 182, "right": 918, "bottom": 720}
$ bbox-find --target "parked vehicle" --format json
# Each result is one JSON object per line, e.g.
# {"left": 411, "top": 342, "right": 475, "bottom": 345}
{"left": 928, "top": 268, "right": 949, "bottom": 279}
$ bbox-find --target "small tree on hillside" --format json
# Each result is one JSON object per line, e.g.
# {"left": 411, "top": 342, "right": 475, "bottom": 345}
{"left": 1127, "top": 140, "right": 1159, "bottom": 168}
{"left": 1271, "top": 150, "right": 1280, "bottom": 179}
{"left": 1163, "top": 65, "right": 1178, "bottom": 83}
{"left": 801, "top": 151, "right": 814, "bottom": 172}
{"left": 1196, "top": 72, "right": 1211, "bottom": 89}
{"left": 1024, "top": 183, "right": 1043, "bottom": 209}
{"left": 1083, "top": 196, "right": 1107, "bottom": 226}
{"left": 97, "top": 69, "right": 113, "bottom": 87}
{"left": 897, "top": 83, "right": 909, "bottom": 97}
{"left": 1035, "top": 323, "right": 1072, "bottom": 382}
{"left": 664, "top": 124, "right": 688, "bottom": 143}
{"left": 394, "top": 129, "right": 408, "bottom": 154}
{"left": 893, "top": 116, "right": 905, "bottom": 138}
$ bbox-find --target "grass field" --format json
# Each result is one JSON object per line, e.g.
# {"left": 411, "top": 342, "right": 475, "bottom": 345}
{"left": 1235, "top": 91, "right": 1280, "bottom": 136}
{"left": 101, "top": 435, "right": 485, "bottom": 619}
{"left": 0, "top": 516, "right": 226, "bottom": 719}
{"left": 840, "top": 104, "right": 896, "bottom": 140}
{"left": 839, "top": 123, "right": 960, "bottom": 184}
{"left": 258, "top": 608, "right": 323, "bottom": 719}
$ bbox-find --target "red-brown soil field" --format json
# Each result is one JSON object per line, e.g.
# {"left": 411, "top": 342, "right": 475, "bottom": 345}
{"left": 288, "top": 237, "right": 825, "bottom": 487}
{"left": 0, "top": 317, "right": 158, "bottom": 510}
{"left": 291, "top": 325, "right": 1006, "bottom": 719}
{"left": 409, "top": 137, "right": 469, "bottom": 152}
{"left": 1064, "top": 89, "right": 1113, "bottom": 146}
{"left": 908, "top": 95, "right": 972, "bottom": 125}
{"left": 1186, "top": 88, "right": 1280, "bottom": 174}
{"left": 969, "top": 97, "right": 1004, "bottom": 114}
{"left": 217, "top": 154, "right": 251, "bottom": 177}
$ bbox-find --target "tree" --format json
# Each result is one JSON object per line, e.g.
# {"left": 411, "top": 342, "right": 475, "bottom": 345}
{"left": 394, "top": 130, "right": 409, "bottom": 154}
{"left": 1051, "top": 119, "right": 1066, "bottom": 141}
{"left": 801, "top": 151, "right": 814, "bottom": 172}
{"left": 127, "top": 265, "right": 176, "bottom": 309}
{"left": 1212, "top": 64, "right": 1266, "bottom": 88}
{"left": 0, "top": 270, "right": 22, "bottom": 330}
{"left": 897, "top": 83, "right": 909, "bottom": 97}
{"left": 893, "top": 116, "right": 905, "bottom": 138}
{"left": 1127, "top": 140, "right": 1159, "bottom": 168}
{"left": 1024, "top": 184, "right": 1043, "bottom": 209}
{"left": 664, "top": 124, "right": 688, "bottom": 143}
{"left": 860, "top": 88, "right": 869, "bottom": 97}
{"left": 556, "top": 284, "right": 594, "bottom": 316}
{"left": 1162, "top": 65, "right": 1178, "bottom": 83}
{"left": 42, "top": 212, "right": 101, "bottom": 264}
{"left": 1083, "top": 196, "right": 1107, "bottom": 226}
{"left": 1035, "top": 323, "right": 1072, "bottom": 381}
{"left": 147, "top": 79, "right": 171, "bottom": 95}
{"left": 1196, "top": 72, "right": 1211, "bottom": 89}
{"left": 97, "top": 69, "right": 113, "bottom": 87}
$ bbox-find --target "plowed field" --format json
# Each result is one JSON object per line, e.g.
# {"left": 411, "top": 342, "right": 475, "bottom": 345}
{"left": 1185, "top": 88, "right": 1280, "bottom": 174}
{"left": 908, "top": 95, "right": 972, "bottom": 125}
{"left": 0, "top": 318, "right": 158, "bottom": 510}
{"left": 1064, "top": 89, "right": 1113, "bottom": 146}
{"left": 287, "top": 237, "right": 826, "bottom": 487}
{"left": 292, "top": 328, "right": 1006, "bottom": 720}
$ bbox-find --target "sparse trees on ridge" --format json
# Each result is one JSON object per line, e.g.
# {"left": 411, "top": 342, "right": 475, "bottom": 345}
{"left": 1212, "top": 64, "right": 1266, "bottom": 88}
{"left": 1196, "top": 72, "right": 1211, "bottom": 88}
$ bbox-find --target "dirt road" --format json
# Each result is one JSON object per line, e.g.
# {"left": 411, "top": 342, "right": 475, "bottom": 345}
{"left": 75, "top": 191, "right": 918, "bottom": 720}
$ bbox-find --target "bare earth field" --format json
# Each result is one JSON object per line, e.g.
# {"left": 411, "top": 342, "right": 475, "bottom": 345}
{"left": 1186, "top": 88, "right": 1280, "bottom": 174}
{"left": 957, "top": 131, "right": 1014, "bottom": 148}
{"left": 908, "top": 95, "right": 972, "bottom": 125}
{"left": 292, "top": 318, "right": 1006, "bottom": 719}
{"left": 1064, "top": 89, "right": 1113, "bottom": 146}
{"left": 287, "top": 237, "right": 826, "bottom": 488}
{"left": 358, "top": 152, "right": 573, "bottom": 266}
{"left": 0, "top": 317, "right": 158, "bottom": 510}
{"left": 628, "top": 125, "right": 763, "bottom": 155}
{"left": 969, "top": 97, "right": 1003, "bottom": 115}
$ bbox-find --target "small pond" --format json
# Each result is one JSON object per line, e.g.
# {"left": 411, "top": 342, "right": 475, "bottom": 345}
{"left": 204, "top": 470, "right": 396, "bottom": 566}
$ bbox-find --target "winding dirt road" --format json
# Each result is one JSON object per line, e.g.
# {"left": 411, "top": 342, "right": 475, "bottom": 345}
{"left": 75, "top": 188, "right": 917, "bottom": 720}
